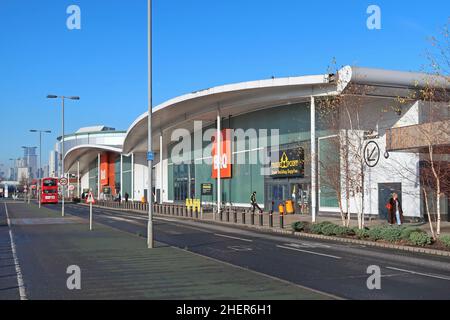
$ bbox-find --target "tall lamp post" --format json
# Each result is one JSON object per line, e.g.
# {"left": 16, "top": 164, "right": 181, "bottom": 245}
{"left": 147, "top": 0, "right": 154, "bottom": 249}
{"left": 30, "top": 129, "right": 52, "bottom": 208}
{"left": 46, "top": 95, "right": 80, "bottom": 217}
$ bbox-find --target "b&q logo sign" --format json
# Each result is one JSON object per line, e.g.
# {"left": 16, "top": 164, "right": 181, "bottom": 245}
{"left": 211, "top": 129, "right": 232, "bottom": 179}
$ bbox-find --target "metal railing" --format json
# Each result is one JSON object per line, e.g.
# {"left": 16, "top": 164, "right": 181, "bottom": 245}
{"left": 92, "top": 200, "right": 286, "bottom": 230}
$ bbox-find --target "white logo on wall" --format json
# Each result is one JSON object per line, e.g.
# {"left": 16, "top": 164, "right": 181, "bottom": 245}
{"left": 366, "top": 5, "right": 381, "bottom": 30}
{"left": 213, "top": 154, "right": 228, "bottom": 170}
{"left": 66, "top": 5, "right": 81, "bottom": 30}
{"left": 66, "top": 265, "right": 81, "bottom": 290}
{"left": 101, "top": 170, "right": 107, "bottom": 180}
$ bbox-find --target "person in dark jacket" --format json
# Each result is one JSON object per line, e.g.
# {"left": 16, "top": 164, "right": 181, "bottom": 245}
{"left": 250, "top": 191, "right": 263, "bottom": 214}
{"left": 386, "top": 193, "right": 404, "bottom": 225}
{"left": 125, "top": 192, "right": 129, "bottom": 203}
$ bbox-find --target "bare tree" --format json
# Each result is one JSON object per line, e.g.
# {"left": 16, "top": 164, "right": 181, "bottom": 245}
{"left": 317, "top": 72, "right": 377, "bottom": 229}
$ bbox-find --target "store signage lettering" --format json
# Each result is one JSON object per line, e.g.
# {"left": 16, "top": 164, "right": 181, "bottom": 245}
{"left": 201, "top": 183, "right": 213, "bottom": 196}
{"left": 271, "top": 148, "right": 304, "bottom": 178}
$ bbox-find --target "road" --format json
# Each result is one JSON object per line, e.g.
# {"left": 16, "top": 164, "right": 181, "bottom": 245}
{"left": 1, "top": 200, "right": 450, "bottom": 300}
{"left": 44, "top": 202, "right": 450, "bottom": 300}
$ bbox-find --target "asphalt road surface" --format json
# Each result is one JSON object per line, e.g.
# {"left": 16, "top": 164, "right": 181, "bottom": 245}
{"left": 35, "top": 202, "right": 450, "bottom": 300}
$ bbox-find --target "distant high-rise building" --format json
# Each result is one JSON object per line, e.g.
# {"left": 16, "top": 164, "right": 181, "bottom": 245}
{"left": 22, "top": 147, "right": 38, "bottom": 180}
{"left": 48, "top": 150, "right": 59, "bottom": 178}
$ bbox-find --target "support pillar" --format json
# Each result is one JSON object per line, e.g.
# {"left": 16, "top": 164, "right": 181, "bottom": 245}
{"left": 131, "top": 153, "right": 135, "bottom": 201}
{"left": 159, "top": 133, "right": 163, "bottom": 204}
{"left": 310, "top": 96, "right": 317, "bottom": 223}
{"left": 97, "top": 153, "right": 101, "bottom": 199}
{"left": 216, "top": 110, "right": 221, "bottom": 219}
{"left": 77, "top": 161, "right": 80, "bottom": 198}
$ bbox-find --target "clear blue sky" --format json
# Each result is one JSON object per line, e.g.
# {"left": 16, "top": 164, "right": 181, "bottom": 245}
{"left": 0, "top": 0, "right": 448, "bottom": 169}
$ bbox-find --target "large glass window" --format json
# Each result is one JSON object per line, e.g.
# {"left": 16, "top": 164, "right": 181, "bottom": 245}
{"left": 318, "top": 136, "right": 340, "bottom": 209}
{"left": 122, "top": 155, "right": 132, "bottom": 197}
{"left": 173, "top": 164, "right": 195, "bottom": 201}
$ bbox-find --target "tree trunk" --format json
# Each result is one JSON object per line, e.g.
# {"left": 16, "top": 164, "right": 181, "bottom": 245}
{"left": 423, "top": 188, "right": 436, "bottom": 240}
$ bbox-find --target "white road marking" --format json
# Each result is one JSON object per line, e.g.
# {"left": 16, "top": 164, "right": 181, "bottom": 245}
{"left": 228, "top": 245, "right": 253, "bottom": 252}
{"left": 386, "top": 266, "right": 450, "bottom": 281}
{"left": 277, "top": 245, "right": 342, "bottom": 260}
{"left": 4, "top": 203, "right": 28, "bottom": 300}
{"left": 284, "top": 242, "right": 331, "bottom": 249}
{"left": 215, "top": 233, "right": 253, "bottom": 243}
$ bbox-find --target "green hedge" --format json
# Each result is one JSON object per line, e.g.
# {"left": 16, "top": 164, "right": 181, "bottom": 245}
{"left": 300, "top": 220, "right": 436, "bottom": 248}
{"left": 439, "top": 235, "right": 450, "bottom": 248}
{"left": 292, "top": 221, "right": 308, "bottom": 232}
{"left": 310, "top": 221, "right": 333, "bottom": 234}
{"left": 310, "top": 222, "right": 354, "bottom": 236}
{"left": 367, "top": 225, "right": 386, "bottom": 241}
{"left": 400, "top": 227, "right": 425, "bottom": 240}
{"left": 354, "top": 228, "right": 369, "bottom": 239}
{"left": 379, "top": 226, "right": 404, "bottom": 243}
{"left": 409, "top": 232, "right": 432, "bottom": 246}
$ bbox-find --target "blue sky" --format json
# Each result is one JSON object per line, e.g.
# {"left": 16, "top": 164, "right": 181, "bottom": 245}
{"left": 0, "top": 0, "right": 449, "bottom": 169}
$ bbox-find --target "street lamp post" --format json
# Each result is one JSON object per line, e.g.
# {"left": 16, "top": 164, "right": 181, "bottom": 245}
{"left": 147, "top": 0, "right": 154, "bottom": 249}
{"left": 30, "top": 129, "right": 52, "bottom": 208}
{"left": 47, "top": 95, "right": 80, "bottom": 217}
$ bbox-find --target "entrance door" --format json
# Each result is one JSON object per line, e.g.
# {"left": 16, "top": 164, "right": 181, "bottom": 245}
{"left": 265, "top": 183, "right": 288, "bottom": 212}
{"left": 378, "top": 183, "right": 402, "bottom": 221}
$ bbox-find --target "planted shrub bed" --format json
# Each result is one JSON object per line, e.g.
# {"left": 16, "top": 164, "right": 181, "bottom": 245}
{"left": 291, "top": 221, "right": 450, "bottom": 251}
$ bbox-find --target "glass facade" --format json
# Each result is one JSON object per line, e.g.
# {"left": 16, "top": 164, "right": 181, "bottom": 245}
{"left": 122, "top": 155, "right": 132, "bottom": 198}
{"left": 88, "top": 158, "right": 98, "bottom": 197}
{"left": 318, "top": 136, "right": 340, "bottom": 209}
{"left": 166, "top": 102, "right": 338, "bottom": 212}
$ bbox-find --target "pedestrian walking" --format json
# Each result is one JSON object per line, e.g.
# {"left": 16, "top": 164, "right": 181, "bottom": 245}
{"left": 125, "top": 192, "right": 129, "bottom": 203}
{"left": 250, "top": 191, "right": 263, "bottom": 214}
{"left": 386, "top": 193, "right": 404, "bottom": 225}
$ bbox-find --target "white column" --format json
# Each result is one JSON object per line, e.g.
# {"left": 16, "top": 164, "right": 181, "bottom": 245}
{"left": 97, "top": 153, "right": 101, "bottom": 199}
{"left": 216, "top": 110, "right": 221, "bottom": 217}
{"left": 159, "top": 133, "right": 163, "bottom": 204}
{"left": 77, "top": 161, "right": 80, "bottom": 198}
{"left": 131, "top": 153, "right": 135, "bottom": 201}
{"left": 120, "top": 154, "right": 123, "bottom": 201}
{"left": 310, "top": 96, "right": 317, "bottom": 223}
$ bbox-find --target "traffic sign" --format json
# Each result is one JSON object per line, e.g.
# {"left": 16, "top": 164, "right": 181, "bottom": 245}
{"left": 59, "top": 178, "right": 68, "bottom": 186}
{"left": 86, "top": 192, "right": 95, "bottom": 204}
{"left": 364, "top": 141, "right": 380, "bottom": 168}
{"left": 68, "top": 185, "right": 75, "bottom": 191}
{"left": 147, "top": 151, "right": 154, "bottom": 161}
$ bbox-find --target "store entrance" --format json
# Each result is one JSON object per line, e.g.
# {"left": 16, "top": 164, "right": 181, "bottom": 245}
{"left": 265, "top": 180, "right": 310, "bottom": 214}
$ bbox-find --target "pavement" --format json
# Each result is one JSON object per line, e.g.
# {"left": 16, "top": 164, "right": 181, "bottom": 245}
{"left": 0, "top": 200, "right": 332, "bottom": 300}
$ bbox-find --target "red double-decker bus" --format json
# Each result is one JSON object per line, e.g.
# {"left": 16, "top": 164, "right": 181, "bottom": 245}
{"left": 41, "top": 178, "right": 59, "bottom": 204}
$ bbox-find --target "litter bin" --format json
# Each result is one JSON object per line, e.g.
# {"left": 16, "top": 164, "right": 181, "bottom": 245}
{"left": 278, "top": 203, "right": 285, "bottom": 215}
{"left": 285, "top": 200, "right": 295, "bottom": 215}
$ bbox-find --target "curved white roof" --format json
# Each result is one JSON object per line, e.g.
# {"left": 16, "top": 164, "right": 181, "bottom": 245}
{"left": 64, "top": 144, "right": 122, "bottom": 173}
{"left": 108, "top": 65, "right": 450, "bottom": 155}
{"left": 123, "top": 73, "right": 336, "bottom": 154}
